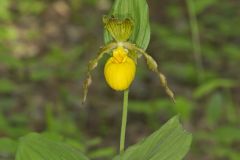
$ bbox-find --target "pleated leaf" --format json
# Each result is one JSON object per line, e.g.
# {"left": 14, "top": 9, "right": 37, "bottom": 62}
{"left": 113, "top": 116, "right": 192, "bottom": 160}
{"left": 15, "top": 133, "right": 89, "bottom": 160}
{"left": 104, "top": 0, "right": 150, "bottom": 50}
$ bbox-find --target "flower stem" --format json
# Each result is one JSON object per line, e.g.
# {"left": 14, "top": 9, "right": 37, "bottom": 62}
{"left": 186, "top": 0, "right": 205, "bottom": 82}
{"left": 120, "top": 90, "right": 129, "bottom": 154}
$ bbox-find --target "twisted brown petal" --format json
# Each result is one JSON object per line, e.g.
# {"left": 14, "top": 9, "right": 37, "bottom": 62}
{"left": 82, "top": 43, "right": 117, "bottom": 104}
{"left": 123, "top": 42, "right": 175, "bottom": 102}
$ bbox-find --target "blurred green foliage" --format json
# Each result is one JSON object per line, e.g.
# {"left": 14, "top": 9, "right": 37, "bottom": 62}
{"left": 0, "top": 0, "right": 239, "bottom": 160}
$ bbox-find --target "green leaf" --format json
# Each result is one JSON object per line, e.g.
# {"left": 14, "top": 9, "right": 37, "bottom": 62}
{"left": 0, "top": 0, "right": 11, "bottom": 21}
{"left": 0, "top": 138, "right": 18, "bottom": 155}
{"left": 113, "top": 116, "right": 192, "bottom": 160}
{"left": 194, "top": 78, "right": 237, "bottom": 98}
{"left": 19, "top": 0, "right": 46, "bottom": 15}
{"left": 104, "top": 0, "right": 150, "bottom": 50}
{"left": 15, "top": 133, "right": 89, "bottom": 160}
{"left": 0, "top": 53, "right": 23, "bottom": 69}
{"left": 0, "top": 79, "right": 17, "bottom": 93}
{"left": 30, "top": 68, "right": 53, "bottom": 81}
{"left": 212, "top": 126, "right": 240, "bottom": 144}
{"left": 206, "top": 93, "right": 223, "bottom": 126}
{"left": 0, "top": 26, "right": 18, "bottom": 40}
{"left": 174, "top": 97, "right": 194, "bottom": 121}
{"left": 194, "top": 0, "right": 219, "bottom": 14}
{"left": 89, "top": 147, "right": 116, "bottom": 159}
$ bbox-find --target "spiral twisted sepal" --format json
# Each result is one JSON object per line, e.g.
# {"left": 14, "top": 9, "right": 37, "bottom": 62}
{"left": 82, "top": 43, "right": 117, "bottom": 104}
{"left": 82, "top": 74, "right": 92, "bottom": 104}
{"left": 145, "top": 54, "right": 175, "bottom": 103}
{"left": 123, "top": 42, "right": 175, "bottom": 102}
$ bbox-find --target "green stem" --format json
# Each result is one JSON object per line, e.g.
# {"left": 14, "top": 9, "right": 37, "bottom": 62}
{"left": 120, "top": 90, "right": 129, "bottom": 154}
{"left": 186, "top": 0, "right": 204, "bottom": 82}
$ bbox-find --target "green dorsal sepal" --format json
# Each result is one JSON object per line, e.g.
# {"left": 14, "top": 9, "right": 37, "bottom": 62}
{"left": 103, "top": 16, "right": 134, "bottom": 42}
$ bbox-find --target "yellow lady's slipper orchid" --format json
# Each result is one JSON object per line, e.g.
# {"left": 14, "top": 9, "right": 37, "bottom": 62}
{"left": 104, "top": 46, "right": 136, "bottom": 91}
{"left": 82, "top": 16, "right": 175, "bottom": 103}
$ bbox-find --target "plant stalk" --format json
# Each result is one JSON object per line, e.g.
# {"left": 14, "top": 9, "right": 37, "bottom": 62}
{"left": 120, "top": 90, "right": 129, "bottom": 154}
{"left": 186, "top": 0, "right": 205, "bottom": 82}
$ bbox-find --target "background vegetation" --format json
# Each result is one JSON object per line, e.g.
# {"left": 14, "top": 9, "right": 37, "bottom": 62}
{"left": 0, "top": 0, "right": 239, "bottom": 160}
